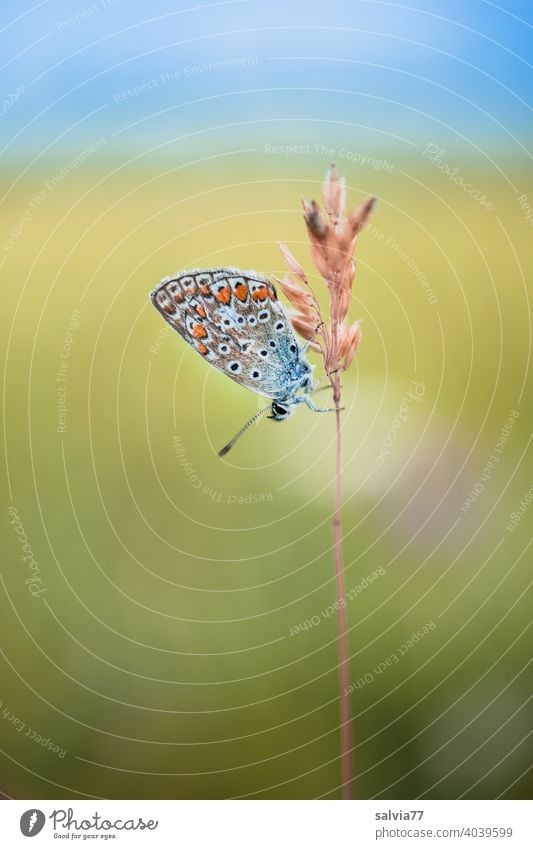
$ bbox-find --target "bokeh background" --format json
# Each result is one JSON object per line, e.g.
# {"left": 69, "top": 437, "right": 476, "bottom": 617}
{"left": 1, "top": 0, "right": 532, "bottom": 800}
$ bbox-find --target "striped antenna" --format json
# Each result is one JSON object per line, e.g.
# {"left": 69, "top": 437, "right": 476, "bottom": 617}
{"left": 218, "top": 404, "right": 271, "bottom": 457}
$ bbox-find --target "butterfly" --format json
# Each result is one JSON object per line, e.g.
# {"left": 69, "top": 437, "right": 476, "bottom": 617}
{"left": 150, "top": 267, "right": 332, "bottom": 454}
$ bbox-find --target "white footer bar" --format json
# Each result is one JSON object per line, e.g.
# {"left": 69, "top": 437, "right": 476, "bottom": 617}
{"left": 0, "top": 799, "right": 530, "bottom": 848}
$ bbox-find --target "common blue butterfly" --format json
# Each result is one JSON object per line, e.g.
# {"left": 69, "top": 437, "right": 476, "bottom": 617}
{"left": 150, "top": 267, "right": 331, "bottom": 454}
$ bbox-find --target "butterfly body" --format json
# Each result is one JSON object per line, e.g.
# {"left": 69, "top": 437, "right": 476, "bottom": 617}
{"left": 150, "top": 267, "right": 314, "bottom": 413}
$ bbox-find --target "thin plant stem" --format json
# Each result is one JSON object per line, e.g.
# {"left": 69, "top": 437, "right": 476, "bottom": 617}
{"left": 333, "top": 400, "right": 352, "bottom": 799}
{"left": 279, "top": 168, "right": 375, "bottom": 800}
{"left": 331, "top": 336, "right": 353, "bottom": 800}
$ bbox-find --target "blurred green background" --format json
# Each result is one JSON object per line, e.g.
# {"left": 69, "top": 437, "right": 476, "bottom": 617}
{"left": 1, "top": 0, "right": 532, "bottom": 801}
{"left": 2, "top": 154, "right": 531, "bottom": 799}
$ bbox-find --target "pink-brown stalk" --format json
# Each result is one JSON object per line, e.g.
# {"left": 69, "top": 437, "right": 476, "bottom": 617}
{"left": 279, "top": 166, "right": 375, "bottom": 799}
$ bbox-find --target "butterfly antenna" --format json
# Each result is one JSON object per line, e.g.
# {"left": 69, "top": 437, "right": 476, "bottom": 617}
{"left": 218, "top": 404, "right": 271, "bottom": 457}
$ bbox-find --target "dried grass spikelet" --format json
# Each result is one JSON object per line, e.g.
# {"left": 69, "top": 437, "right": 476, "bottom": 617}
{"left": 338, "top": 319, "right": 362, "bottom": 371}
{"left": 275, "top": 244, "right": 327, "bottom": 354}
{"left": 279, "top": 165, "right": 375, "bottom": 376}
{"left": 275, "top": 273, "right": 322, "bottom": 353}
{"left": 276, "top": 165, "right": 376, "bottom": 800}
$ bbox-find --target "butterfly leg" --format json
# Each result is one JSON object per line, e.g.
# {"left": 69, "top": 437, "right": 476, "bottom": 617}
{"left": 298, "top": 395, "right": 342, "bottom": 414}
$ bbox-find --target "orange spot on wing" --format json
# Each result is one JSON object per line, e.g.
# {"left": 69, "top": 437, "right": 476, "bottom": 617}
{"left": 174, "top": 290, "right": 184, "bottom": 303}
{"left": 195, "top": 304, "right": 206, "bottom": 318}
{"left": 196, "top": 342, "right": 208, "bottom": 355}
{"left": 163, "top": 303, "right": 176, "bottom": 315}
{"left": 234, "top": 282, "right": 248, "bottom": 301}
{"left": 199, "top": 284, "right": 211, "bottom": 296}
{"left": 215, "top": 285, "right": 231, "bottom": 304}
{"left": 252, "top": 286, "right": 268, "bottom": 301}
{"left": 191, "top": 323, "right": 207, "bottom": 339}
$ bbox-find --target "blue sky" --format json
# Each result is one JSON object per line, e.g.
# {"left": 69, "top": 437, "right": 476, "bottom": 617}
{"left": 1, "top": 0, "right": 531, "bottom": 161}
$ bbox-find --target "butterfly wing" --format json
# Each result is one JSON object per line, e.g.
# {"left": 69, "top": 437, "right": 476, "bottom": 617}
{"left": 150, "top": 268, "right": 311, "bottom": 399}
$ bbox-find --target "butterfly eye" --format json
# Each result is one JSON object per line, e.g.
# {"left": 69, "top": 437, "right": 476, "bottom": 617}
{"left": 269, "top": 340, "right": 277, "bottom": 349}
{"left": 259, "top": 349, "right": 268, "bottom": 357}
{"left": 275, "top": 321, "right": 284, "bottom": 332}
{"left": 228, "top": 361, "right": 242, "bottom": 374}
{"left": 250, "top": 369, "right": 261, "bottom": 380}
{"left": 218, "top": 344, "right": 229, "bottom": 354}
{"left": 248, "top": 316, "right": 257, "bottom": 325}
{"left": 258, "top": 310, "right": 270, "bottom": 322}
{"left": 272, "top": 402, "right": 289, "bottom": 418}
{"left": 289, "top": 343, "right": 297, "bottom": 353}
{"left": 237, "top": 316, "right": 245, "bottom": 324}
